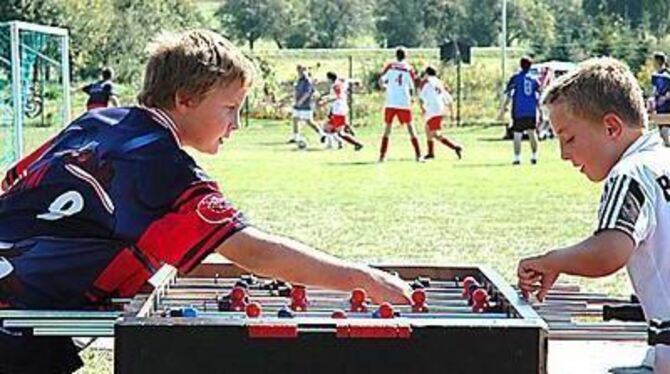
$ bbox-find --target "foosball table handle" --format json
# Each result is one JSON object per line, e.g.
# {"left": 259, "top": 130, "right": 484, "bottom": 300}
{"left": 602, "top": 304, "right": 645, "bottom": 322}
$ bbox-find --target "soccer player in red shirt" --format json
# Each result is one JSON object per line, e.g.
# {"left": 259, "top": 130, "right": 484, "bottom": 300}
{"left": 378, "top": 47, "right": 422, "bottom": 162}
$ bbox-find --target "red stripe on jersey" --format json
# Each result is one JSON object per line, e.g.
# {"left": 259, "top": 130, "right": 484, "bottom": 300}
{"left": 136, "top": 183, "right": 246, "bottom": 274}
{"left": 90, "top": 247, "right": 154, "bottom": 298}
{"left": 2, "top": 135, "right": 56, "bottom": 191}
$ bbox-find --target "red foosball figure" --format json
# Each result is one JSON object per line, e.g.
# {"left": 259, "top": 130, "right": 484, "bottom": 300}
{"left": 349, "top": 288, "right": 369, "bottom": 312}
{"left": 230, "top": 286, "right": 248, "bottom": 311}
{"left": 290, "top": 285, "right": 308, "bottom": 311}
{"left": 245, "top": 302, "right": 262, "bottom": 318}
{"left": 411, "top": 289, "right": 429, "bottom": 313}
{"left": 471, "top": 288, "right": 490, "bottom": 313}
{"left": 373, "top": 302, "right": 395, "bottom": 319}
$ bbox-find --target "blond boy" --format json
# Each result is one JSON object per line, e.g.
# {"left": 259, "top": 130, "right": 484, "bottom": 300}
{"left": 517, "top": 57, "right": 670, "bottom": 371}
{"left": 0, "top": 30, "right": 410, "bottom": 373}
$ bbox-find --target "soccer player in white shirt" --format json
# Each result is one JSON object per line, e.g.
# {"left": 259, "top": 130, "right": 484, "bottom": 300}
{"left": 320, "top": 72, "right": 363, "bottom": 150}
{"left": 517, "top": 57, "right": 670, "bottom": 372}
{"left": 378, "top": 47, "right": 422, "bottom": 162}
{"left": 418, "top": 67, "right": 462, "bottom": 160}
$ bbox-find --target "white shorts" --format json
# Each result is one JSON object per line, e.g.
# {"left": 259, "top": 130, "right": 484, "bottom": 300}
{"left": 293, "top": 109, "right": 313, "bottom": 121}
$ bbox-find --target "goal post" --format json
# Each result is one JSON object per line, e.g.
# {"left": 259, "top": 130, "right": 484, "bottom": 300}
{"left": 0, "top": 20, "right": 70, "bottom": 170}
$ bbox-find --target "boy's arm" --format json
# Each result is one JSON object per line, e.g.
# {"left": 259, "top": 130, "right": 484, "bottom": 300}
{"left": 517, "top": 230, "right": 635, "bottom": 301}
{"left": 217, "top": 227, "right": 412, "bottom": 304}
{"left": 110, "top": 95, "right": 120, "bottom": 107}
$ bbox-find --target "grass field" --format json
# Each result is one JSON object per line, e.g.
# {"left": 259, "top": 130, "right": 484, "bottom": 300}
{"left": 15, "top": 119, "right": 634, "bottom": 373}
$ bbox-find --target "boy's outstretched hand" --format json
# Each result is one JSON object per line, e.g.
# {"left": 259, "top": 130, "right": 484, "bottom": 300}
{"left": 517, "top": 252, "right": 560, "bottom": 302}
{"left": 361, "top": 267, "right": 413, "bottom": 305}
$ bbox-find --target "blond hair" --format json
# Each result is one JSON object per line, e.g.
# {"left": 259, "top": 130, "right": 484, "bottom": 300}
{"left": 542, "top": 57, "right": 647, "bottom": 129}
{"left": 138, "top": 29, "right": 255, "bottom": 109}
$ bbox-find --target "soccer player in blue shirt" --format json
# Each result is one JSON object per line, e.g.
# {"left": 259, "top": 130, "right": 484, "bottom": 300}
{"left": 499, "top": 56, "right": 541, "bottom": 165}
{"left": 0, "top": 29, "right": 411, "bottom": 373}
{"left": 651, "top": 52, "right": 670, "bottom": 146}
{"left": 80, "top": 67, "right": 119, "bottom": 111}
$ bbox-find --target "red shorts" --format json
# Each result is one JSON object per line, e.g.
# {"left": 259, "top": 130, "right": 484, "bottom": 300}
{"left": 86, "top": 102, "right": 108, "bottom": 111}
{"left": 329, "top": 114, "right": 346, "bottom": 130}
{"left": 426, "top": 116, "right": 443, "bottom": 131}
{"left": 384, "top": 108, "right": 412, "bottom": 124}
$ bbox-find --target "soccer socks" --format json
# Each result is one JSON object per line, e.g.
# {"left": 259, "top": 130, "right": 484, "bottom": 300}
{"left": 379, "top": 136, "right": 389, "bottom": 160}
{"left": 426, "top": 140, "right": 435, "bottom": 157}
{"left": 438, "top": 136, "right": 459, "bottom": 151}
{"left": 410, "top": 137, "right": 421, "bottom": 159}
{"left": 341, "top": 133, "right": 362, "bottom": 148}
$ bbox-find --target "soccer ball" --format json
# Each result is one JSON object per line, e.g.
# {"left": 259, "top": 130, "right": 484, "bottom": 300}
{"left": 297, "top": 139, "right": 307, "bottom": 149}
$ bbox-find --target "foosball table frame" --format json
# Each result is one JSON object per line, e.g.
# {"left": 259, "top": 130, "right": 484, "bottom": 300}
{"left": 114, "top": 263, "right": 549, "bottom": 374}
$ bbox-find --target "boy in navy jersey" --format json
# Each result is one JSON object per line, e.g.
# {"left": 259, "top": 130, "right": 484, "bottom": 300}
{"left": 499, "top": 56, "right": 541, "bottom": 165}
{"left": 81, "top": 67, "right": 119, "bottom": 111}
{"left": 0, "top": 29, "right": 410, "bottom": 373}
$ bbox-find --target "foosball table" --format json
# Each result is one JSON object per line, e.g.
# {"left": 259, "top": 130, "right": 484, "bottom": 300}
{"left": 0, "top": 261, "right": 655, "bottom": 373}
{"left": 115, "top": 263, "right": 548, "bottom": 374}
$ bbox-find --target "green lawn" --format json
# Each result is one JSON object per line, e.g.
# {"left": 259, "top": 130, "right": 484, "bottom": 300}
{"left": 13, "top": 119, "right": 633, "bottom": 373}
{"left": 194, "top": 120, "right": 629, "bottom": 295}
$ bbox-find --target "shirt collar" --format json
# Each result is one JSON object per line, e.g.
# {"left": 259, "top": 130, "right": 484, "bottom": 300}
{"left": 619, "top": 131, "right": 661, "bottom": 161}
{"left": 142, "top": 106, "right": 182, "bottom": 148}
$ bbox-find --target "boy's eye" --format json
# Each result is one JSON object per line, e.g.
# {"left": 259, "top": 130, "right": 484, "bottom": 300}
{"left": 565, "top": 136, "right": 575, "bottom": 144}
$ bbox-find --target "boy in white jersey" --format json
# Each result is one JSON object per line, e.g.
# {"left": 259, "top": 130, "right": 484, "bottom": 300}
{"left": 378, "top": 47, "right": 422, "bottom": 162}
{"left": 517, "top": 57, "right": 670, "bottom": 372}
{"left": 418, "top": 66, "right": 462, "bottom": 160}
{"left": 320, "top": 72, "right": 363, "bottom": 150}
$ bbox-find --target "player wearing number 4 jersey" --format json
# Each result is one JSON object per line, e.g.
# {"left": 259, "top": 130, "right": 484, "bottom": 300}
{"left": 517, "top": 57, "right": 670, "bottom": 372}
{"left": 378, "top": 47, "right": 422, "bottom": 162}
{"left": 0, "top": 30, "right": 411, "bottom": 374}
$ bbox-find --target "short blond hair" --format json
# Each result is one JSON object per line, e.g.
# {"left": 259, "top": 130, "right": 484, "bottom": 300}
{"left": 138, "top": 29, "right": 255, "bottom": 109}
{"left": 542, "top": 57, "right": 647, "bottom": 129}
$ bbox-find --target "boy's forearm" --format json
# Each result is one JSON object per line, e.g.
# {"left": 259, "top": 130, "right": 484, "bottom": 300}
{"left": 217, "top": 227, "right": 365, "bottom": 291}
{"left": 545, "top": 231, "right": 634, "bottom": 277}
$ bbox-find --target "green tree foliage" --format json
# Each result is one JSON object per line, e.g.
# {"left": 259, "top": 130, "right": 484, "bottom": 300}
{"left": 217, "top": 0, "right": 286, "bottom": 50}
{"left": 374, "top": 0, "right": 425, "bottom": 47}
{"left": 2, "top": 0, "right": 204, "bottom": 83}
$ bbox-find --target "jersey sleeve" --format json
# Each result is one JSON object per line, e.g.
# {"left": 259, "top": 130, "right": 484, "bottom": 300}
{"left": 380, "top": 64, "right": 391, "bottom": 82}
{"left": 504, "top": 76, "right": 516, "bottom": 95}
{"left": 114, "top": 141, "right": 247, "bottom": 274}
{"left": 595, "top": 169, "right": 656, "bottom": 246}
{"left": 135, "top": 181, "right": 247, "bottom": 274}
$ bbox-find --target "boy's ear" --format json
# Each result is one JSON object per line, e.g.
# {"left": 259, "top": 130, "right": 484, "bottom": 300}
{"left": 602, "top": 113, "right": 624, "bottom": 139}
{"left": 174, "top": 90, "right": 196, "bottom": 112}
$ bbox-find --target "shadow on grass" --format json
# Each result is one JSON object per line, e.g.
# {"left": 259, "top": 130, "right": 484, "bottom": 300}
{"left": 256, "top": 141, "right": 291, "bottom": 146}
{"left": 453, "top": 162, "right": 512, "bottom": 168}
{"left": 327, "top": 158, "right": 419, "bottom": 166}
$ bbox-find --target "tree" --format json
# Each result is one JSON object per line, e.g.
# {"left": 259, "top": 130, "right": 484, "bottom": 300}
{"left": 306, "top": 0, "right": 373, "bottom": 48}
{"left": 217, "top": 0, "right": 284, "bottom": 50}
{"left": 374, "top": 0, "right": 425, "bottom": 47}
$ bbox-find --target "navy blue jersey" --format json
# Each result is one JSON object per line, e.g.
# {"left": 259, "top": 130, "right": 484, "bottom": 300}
{"left": 83, "top": 80, "right": 115, "bottom": 109}
{"left": 0, "top": 107, "right": 246, "bottom": 309}
{"left": 652, "top": 68, "right": 670, "bottom": 114}
{"left": 505, "top": 71, "right": 540, "bottom": 119}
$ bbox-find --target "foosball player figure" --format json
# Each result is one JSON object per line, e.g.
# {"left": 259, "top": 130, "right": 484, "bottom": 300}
{"left": 350, "top": 288, "right": 369, "bottom": 312}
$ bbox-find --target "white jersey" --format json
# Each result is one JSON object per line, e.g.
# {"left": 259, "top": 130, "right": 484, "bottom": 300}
{"left": 380, "top": 61, "right": 415, "bottom": 109}
{"left": 330, "top": 79, "right": 349, "bottom": 116}
{"left": 419, "top": 76, "right": 452, "bottom": 120}
{"left": 595, "top": 132, "right": 670, "bottom": 367}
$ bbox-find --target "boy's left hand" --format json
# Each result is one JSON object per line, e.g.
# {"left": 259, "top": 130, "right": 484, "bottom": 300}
{"left": 517, "top": 253, "right": 559, "bottom": 302}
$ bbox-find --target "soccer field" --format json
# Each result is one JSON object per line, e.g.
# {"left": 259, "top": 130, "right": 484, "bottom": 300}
{"left": 194, "top": 120, "right": 630, "bottom": 296}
